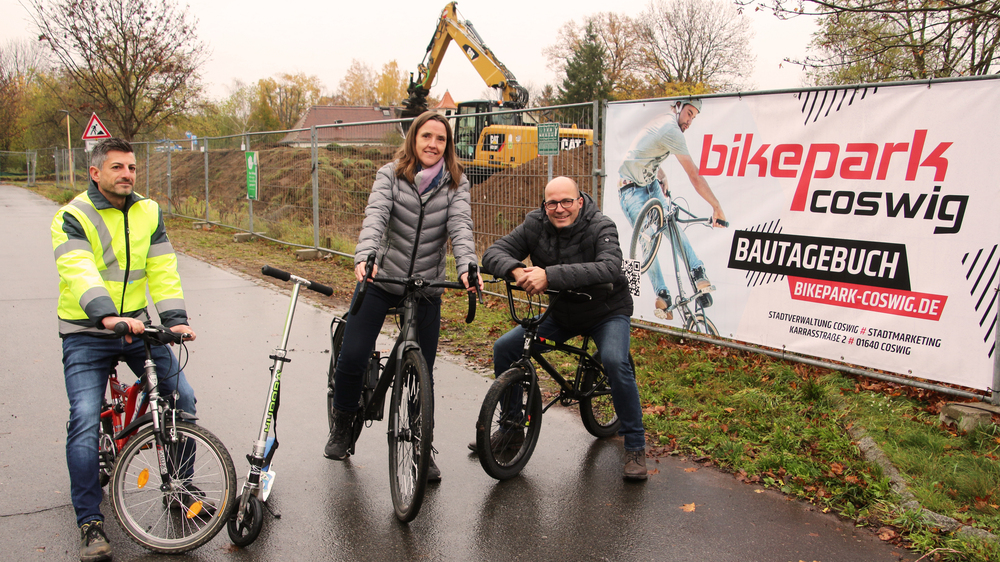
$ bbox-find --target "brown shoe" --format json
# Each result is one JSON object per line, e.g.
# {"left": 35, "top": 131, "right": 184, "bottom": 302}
{"left": 623, "top": 449, "right": 648, "bottom": 481}
{"left": 468, "top": 427, "right": 525, "bottom": 453}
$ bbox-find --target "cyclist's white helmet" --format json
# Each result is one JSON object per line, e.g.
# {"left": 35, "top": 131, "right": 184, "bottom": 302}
{"left": 675, "top": 98, "right": 702, "bottom": 112}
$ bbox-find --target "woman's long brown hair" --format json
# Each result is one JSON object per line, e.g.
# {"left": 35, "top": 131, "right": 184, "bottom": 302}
{"left": 394, "top": 111, "right": 464, "bottom": 189}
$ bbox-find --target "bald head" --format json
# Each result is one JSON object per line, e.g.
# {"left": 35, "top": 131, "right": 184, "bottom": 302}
{"left": 543, "top": 176, "right": 583, "bottom": 229}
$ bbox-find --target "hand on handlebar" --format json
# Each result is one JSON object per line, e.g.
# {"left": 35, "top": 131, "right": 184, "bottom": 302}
{"left": 513, "top": 266, "right": 549, "bottom": 296}
{"left": 712, "top": 206, "right": 728, "bottom": 229}
{"left": 355, "top": 261, "right": 378, "bottom": 283}
{"left": 169, "top": 324, "right": 196, "bottom": 343}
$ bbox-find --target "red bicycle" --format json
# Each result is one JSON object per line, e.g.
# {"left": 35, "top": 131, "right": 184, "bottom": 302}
{"left": 97, "top": 354, "right": 148, "bottom": 487}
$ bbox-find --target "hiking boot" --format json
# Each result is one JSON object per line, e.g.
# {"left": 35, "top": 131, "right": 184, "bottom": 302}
{"left": 467, "top": 427, "right": 526, "bottom": 453}
{"left": 691, "top": 267, "right": 713, "bottom": 308}
{"left": 623, "top": 449, "right": 648, "bottom": 481}
{"left": 427, "top": 454, "right": 441, "bottom": 483}
{"left": 654, "top": 290, "right": 673, "bottom": 321}
{"left": 166, "top": 484, "right": 216, "bottom": 517}
{"left": 324, "top": 408, "right": 354, "bottom": 460}
{"left": 79, "top": 520, "right": 111, "bottom": 562}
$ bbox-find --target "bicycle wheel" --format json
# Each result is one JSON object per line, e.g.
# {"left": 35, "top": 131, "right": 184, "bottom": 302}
{"left": 685, "top": 313, "right": 720, "bottom": 336}
{"left": 579, "top": 355, "right": 630, "bottom": 439}
{"left": 476, "top": 367, "right": 543, "bottom": 480}
{"left": 227, "top": 494, "right": 263, "bottom": 547}
{"left": 629, "top": 198, "right": 665, "bottom": 274}
{"left": 327, "top": 314, "right": 347, "bottom": 431}
{"left": 98, "top": 414, "right": 116, "bottom": 487}
{"left": 109, "top": 421, "right": 237, "bottom": 554}
{"left": 387, "top": 349, "right": 432, "bottom": 522}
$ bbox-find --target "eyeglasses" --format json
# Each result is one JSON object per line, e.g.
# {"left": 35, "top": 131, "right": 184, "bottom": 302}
{"left": 543, "top": 197, "right": 580, "bottom": 211}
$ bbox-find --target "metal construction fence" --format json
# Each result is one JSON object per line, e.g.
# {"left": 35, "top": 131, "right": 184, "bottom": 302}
{"left": 92, "top": 101, "right": 603, "bottom": 259}
{"left": 0, "top": 150, "right": 38, "bottom": 186}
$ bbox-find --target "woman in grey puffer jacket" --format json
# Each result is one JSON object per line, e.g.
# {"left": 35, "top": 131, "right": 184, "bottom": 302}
{"left": 324, "top": 112, "right": 480, "bottom": 483}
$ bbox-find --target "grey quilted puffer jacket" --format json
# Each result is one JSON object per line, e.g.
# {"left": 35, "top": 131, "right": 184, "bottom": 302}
{"left": 482, "top": 193, "right": 633, "bottom": 330}
{"left": 354, "top": 162, "right": 477, "bottom": 296}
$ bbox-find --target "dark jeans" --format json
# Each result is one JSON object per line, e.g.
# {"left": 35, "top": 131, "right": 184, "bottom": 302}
{"left": 492, "top": 314, "right": 646, "bottom": 451}
{"left": 62, "top": 333, "right": 196, "bottom": 526}
{"left": 333, "top": 283, "right": 441, "bottom": 413}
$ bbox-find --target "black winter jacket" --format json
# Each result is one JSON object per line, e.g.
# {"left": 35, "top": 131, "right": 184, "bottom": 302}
{"left": 482, "top": 193, "right": 633, "bottom": 330}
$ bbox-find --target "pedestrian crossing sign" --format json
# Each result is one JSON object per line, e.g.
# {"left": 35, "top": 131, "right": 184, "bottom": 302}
{"left": 81, "top": 113, "right": 112, "bottom": 140}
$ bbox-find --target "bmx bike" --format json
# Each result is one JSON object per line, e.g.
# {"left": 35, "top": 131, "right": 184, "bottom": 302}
{"left": 474, "top": 279, "right": 633, "bottom": 480}
{"left": 628, "top": 192, "right": 727, "bottom": 336}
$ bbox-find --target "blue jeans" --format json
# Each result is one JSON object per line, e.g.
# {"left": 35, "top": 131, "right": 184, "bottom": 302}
{"left": 62, "top": 333, "right": 196, "bottom": 527}
{"left": 619, "top": 179, "right": 702, "bottom": 298}
{"left": 493, "top": 314, "right": 646, "bottom": 451}
{"left": 333, "top": 283, "right": 441, "bottom": 413}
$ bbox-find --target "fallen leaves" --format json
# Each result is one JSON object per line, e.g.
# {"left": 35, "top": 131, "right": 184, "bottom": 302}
{"left": 680, "top": 503, "right": 696, "bottom": 512}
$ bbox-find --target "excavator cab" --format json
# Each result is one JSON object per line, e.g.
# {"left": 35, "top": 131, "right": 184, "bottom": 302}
{"left": 454, "top": 100, "right": 523, "bottom": 161}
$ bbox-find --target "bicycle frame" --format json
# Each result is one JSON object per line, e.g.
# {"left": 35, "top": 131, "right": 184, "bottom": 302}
{"left": 101, "top": 364, "right": 149, "bottom": 455}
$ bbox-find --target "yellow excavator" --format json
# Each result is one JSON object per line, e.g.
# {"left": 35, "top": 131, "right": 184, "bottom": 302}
{"left": 402, "top": 2, "right": 592, "bottom": 183}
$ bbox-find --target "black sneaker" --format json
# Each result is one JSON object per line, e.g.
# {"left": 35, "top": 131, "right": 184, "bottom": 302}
{"left": 654, "top": 290, "right": 673, "bottom": 320}
{"left": 691, "top": 267, "right": 713, "bottom": 308}
{"left": 166, "top": 483, "right": 216, "bottom": 517}
{"left": 467, "top": 427, "right": 526, "bottom": 453}
{"left": 427, "top": 454, "right": 441, "bottom": 483}
{"left": 79, "top": 520, "right": 111, "bottom": 562}
{"left": 325, "top": 408, "right": 354, "bottom": 460}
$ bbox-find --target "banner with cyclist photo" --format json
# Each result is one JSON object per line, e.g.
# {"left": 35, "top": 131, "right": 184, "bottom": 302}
{"left": 603, "top": 78, "right": 1000, "bottom": 392}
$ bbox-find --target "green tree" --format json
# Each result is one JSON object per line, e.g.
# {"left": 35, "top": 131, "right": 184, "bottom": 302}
{"left": 248, "top": 73, "right": 323, "bottom": 131}
{"left": 0, "top": 39, "right": 46, "bottom": 151}
{"left": 545, "top": 13, "right": 643, "bottom": 100}
{"left": 28, "top": 0, "right": 208, "bottom": 141}
{"left": 556, "top": 23, "right": 612, "bottom": 105}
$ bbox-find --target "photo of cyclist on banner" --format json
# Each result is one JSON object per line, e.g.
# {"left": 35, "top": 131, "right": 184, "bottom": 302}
{"left": 617, "top": 98, "right": 727, "bottom": 322}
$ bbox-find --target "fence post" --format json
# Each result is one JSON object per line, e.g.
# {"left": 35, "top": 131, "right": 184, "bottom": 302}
{"left": 311, "top": 125, "right": 320, "bottom": 249}
{"left": 592, "top": 100, "right": 602, "bottom": 205}
{"left": 204, "top": 140, "right": 210, "bottom": 222}
{"left": 55, "top": 149, "right": 61, "bottom": 189}
{"left": 28, "top": 151, "right": 36, "bottom": 187}
{"left": 245, "top": 135, "right": 254, "bottom": 235}
{"left": 166, "top": 146, "right": 172, "bottom": 215}
{"left": 144, "top": 143, "right": 150, "bottom": 197}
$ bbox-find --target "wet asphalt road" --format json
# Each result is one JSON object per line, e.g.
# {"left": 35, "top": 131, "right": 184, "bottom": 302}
{"left": 0, "top": 185, "right": 916, "bottom": 561}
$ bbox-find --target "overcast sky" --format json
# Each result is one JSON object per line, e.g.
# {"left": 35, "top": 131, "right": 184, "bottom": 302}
{"left": 2, "top": 0, "right": 817, "bottom": 102}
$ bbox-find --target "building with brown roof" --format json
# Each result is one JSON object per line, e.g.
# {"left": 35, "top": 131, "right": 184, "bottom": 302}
{"left": 280, "top": 106, "right": 404, "bottom": 147}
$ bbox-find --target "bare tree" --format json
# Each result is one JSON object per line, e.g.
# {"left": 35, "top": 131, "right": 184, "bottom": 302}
{"left": 28, "top": 0, "right": 208, "bottom": 140}
{"left": 638, "top": 0, "right": 755, "bottom": 92}
{"left": 740, "top": 0, "right": 1000, "bottom": 80}
{"left": 0, "top": 39, "right": 46, "bottom": 150}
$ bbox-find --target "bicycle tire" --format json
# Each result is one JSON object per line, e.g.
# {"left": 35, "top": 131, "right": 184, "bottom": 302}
{"left": 387, "top": 349, "right": 432, "bottom": 522}
{"left": 685, "top": 313, "right": 720, "bottom": 336}
{"left": 476, "top": 368, "right": 543, "bottom": 480}
{"left": 327, "top": 314, "right": 347, "bottom": 431}
{"left": 629, "top": 198, "right": 665, "bottom": 274}
{"left": 98, "top": 414, "right": 116, "bottom": 487}
{"left": 579, "top": 355, "right": 630, "bottom": 438}
{"left": 109, "top": 421, "right": 237, "bottom": 554}
{"left": 226, "top": 494, "right": 263, "bottom": 547}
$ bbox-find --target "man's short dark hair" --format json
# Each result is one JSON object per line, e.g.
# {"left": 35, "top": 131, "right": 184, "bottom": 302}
{"left": 90, "top": 138, "right": 133, "bottom": 170}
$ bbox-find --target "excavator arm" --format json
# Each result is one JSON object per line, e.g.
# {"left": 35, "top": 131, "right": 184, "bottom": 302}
{"left": 402, "top": 2, "right": 528, "bottom": 119}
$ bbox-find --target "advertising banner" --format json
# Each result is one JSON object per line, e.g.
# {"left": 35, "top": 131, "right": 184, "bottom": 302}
{"left": 603, "top": 79, "right": 1000, "bottom": 391}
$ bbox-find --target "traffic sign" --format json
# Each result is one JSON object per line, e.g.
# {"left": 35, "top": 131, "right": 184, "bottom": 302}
{"left": 81, "top": 113, "right": 112, "bottom": 140}
{"left": 537, "top": 123, "right": 559, "bottom": 156}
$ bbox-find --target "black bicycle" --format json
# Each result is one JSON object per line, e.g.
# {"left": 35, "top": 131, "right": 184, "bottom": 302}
{"left": 474, "top": 279, "right": 632, "bottom": 480}
{"left": 107, "top": 324, "right": 237, "bottom": 554}
{"left": 628, "top": 192, "right": 727, "bottom": 335}
{"left": 326, "top": 255, "right": 480, "bottom": 521}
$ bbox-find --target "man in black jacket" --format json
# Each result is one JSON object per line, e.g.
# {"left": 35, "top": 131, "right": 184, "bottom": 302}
{"left": 480, "top": 176, "right": 647, "bottom": 480}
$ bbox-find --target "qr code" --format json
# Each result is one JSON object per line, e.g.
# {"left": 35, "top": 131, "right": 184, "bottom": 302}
{"left": 623, "top": 259, "right": 641, "bottom": 296}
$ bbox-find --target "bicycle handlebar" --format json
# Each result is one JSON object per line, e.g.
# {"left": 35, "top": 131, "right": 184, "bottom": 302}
{"left": 261, "top": 265, "right": 334, "bottom": 296}
{"left": 351, "top": 254, "right": 479, "bottom": 324}
{"left": 489, "top": 278, "right": 611, "bottom": 328}
{"left": 113, "top": 322, "right": 190, "bottom": 345}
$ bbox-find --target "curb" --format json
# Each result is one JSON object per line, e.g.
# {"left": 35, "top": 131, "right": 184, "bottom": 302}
{"left": 848, "top": 424, "right": 998, "bottom": 544}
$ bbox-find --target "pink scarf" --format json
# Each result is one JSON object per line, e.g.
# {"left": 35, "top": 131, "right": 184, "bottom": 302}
{"left": 415, "top": 158, "right": 444, "bottom": 194}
